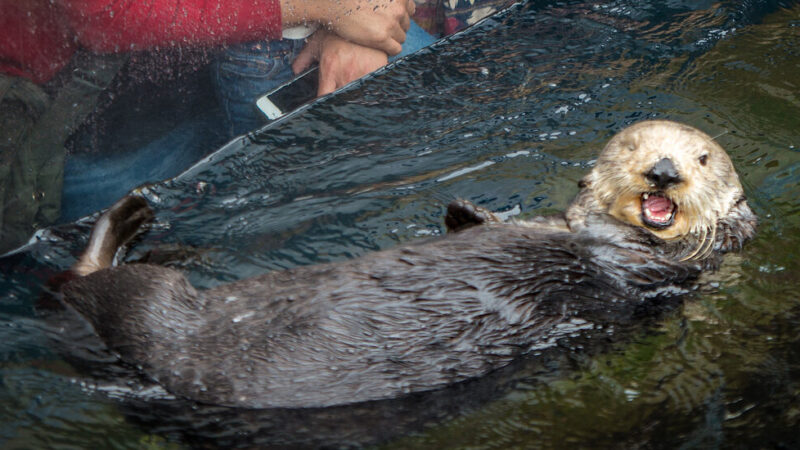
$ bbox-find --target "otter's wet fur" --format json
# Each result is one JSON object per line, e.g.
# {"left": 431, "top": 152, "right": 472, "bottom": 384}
{"left": 59, "top": 120, "right": 756, "bottom": 408}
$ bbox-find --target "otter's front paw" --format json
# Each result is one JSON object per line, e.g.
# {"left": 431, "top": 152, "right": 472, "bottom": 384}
{"left": 445, "top": 199, "right": 502, "bottom": 232}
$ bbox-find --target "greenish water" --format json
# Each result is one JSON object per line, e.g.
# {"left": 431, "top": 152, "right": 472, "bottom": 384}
{"left": 1, "top": 0, "right": 799, "bottom": 448}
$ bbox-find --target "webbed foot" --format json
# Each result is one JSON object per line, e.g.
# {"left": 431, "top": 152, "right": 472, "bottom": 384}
{"left": 72, "top": 196, "right": 154, "bottom": 276}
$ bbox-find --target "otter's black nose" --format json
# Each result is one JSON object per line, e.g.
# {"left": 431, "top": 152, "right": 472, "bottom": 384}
{"left": 645, "top": 157, "right": 682, "bottom": 189}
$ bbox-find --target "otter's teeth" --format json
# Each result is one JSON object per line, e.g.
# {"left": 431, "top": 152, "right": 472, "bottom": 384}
{"left": 641, "top": 193, "right": 676, "bottom": 229}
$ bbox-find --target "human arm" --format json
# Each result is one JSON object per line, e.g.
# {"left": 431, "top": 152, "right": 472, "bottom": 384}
{"left": 282, "top": 0, "right": 415, "bottom": 56}
{"left": 292, "top": 30, "right": 389, "bottom": 97}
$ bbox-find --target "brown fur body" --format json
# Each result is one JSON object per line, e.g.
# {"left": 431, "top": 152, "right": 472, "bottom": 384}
{"left": 59, "top": 120, "right": 757, "bottom": 408}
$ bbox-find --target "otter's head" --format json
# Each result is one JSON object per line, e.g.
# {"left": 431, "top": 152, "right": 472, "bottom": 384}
{"left": 568, "top": 120, "right": 756, "bottom": 259}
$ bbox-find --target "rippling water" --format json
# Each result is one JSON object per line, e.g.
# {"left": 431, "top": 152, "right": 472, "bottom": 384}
{"left": 2, "top": 0, "right": 799, "bottom": 448}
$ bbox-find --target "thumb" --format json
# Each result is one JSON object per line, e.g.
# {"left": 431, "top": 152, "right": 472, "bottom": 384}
{"left": 292, "top": 45, "right": 317, "bottom": 74}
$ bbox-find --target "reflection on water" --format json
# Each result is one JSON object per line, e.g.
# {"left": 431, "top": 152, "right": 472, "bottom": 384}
{"left": 2, "top": 0, "right": 799, "bottom": 448}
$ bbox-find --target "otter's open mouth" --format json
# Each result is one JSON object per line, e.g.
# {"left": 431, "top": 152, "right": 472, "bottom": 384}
{"left": 641, "top": 192, "right": 676, "bottom": 229}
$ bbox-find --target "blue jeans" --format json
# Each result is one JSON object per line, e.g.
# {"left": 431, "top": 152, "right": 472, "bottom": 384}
{"left": 213, "top": 21, "right": 437, "bottom": 136}
{"left": 61, "top": 109, "right": 228, "bottom": 222}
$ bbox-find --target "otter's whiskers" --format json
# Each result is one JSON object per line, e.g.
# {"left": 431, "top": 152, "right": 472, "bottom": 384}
{"left": 681, "top": 227, "right": 706, "bottom": 261}
{"left": 701, "top": 226, "right": 718, "bottom": 260}
{"left": 711, "top": 130, "right": 730, "bottom": 141}
{"left": 681, "top": 225, "right": 716, "bottom": 261}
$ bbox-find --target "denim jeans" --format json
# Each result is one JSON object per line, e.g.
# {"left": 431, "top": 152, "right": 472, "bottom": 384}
{"left": 61, "top": 108, "right": 228, "bottom": 222}
{"left": 213, "top": 20, "right": 437, "bottom": 136}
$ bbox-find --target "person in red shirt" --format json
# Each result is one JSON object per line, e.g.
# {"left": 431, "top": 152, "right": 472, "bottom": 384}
{"left": 1, "top": 0, "right": 414, "bottom": 85}
{"left": 0, "top": 0, "right": 416, "bottom": 253}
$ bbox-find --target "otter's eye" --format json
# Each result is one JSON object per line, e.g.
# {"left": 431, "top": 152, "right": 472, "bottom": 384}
{"left": 699, "top": 154, "right": 708, "bottom": 166}
{"left": 627, "top": 145, "right": 636, "bottom": 152}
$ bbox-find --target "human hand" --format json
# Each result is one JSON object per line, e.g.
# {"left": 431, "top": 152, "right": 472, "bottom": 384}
{"left": 282, "top": 0, "right": 415, "bottom": 56}
{"left": 292, "top": 30, "right": 389, "bottom": 96}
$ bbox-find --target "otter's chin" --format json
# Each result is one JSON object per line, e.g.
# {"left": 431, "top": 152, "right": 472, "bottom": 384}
{"left": 641, "top": 192, "right": 676, "bottom": 230}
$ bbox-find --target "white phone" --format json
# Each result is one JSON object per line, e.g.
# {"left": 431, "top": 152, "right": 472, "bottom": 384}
{"left": 256, "top": 67, "right": 319, "bottom": 120}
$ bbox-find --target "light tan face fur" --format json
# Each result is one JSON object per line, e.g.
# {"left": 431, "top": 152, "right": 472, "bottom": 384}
{"left": 582, "top": 120, "right": 744, "bottom": 241}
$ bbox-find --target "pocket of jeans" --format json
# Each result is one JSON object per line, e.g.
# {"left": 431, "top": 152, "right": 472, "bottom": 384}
{"left": 213, "top": 40, "right": 308, "bottom": 108}
{"left": 217, "top": 40, "right": 298, "bottom": 77}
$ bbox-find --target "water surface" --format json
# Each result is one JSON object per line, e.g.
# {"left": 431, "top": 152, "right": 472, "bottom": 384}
{"left": 1, "top": 0, "right": 799, "bottom": 448}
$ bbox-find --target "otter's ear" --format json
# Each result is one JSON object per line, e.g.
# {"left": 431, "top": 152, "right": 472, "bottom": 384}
{"left": 445, "top": 199, "right": 502, "bottom": 232}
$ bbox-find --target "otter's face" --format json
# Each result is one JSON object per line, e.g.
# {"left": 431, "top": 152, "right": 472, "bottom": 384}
{"left": 581, "top": 120, "right": 744, "bottom": 241}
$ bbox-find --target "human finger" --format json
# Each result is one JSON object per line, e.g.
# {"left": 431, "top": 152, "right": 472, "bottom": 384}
{"left": 389, "top": 23, "right": 406, "bottom": 49}
{"left": 292, "top": 45, "right": 316, "bottom": 74}
{"left": 382, "top": 33, "right": 403, "bottom": 56}
{"left": 406, "top": 0, "right": 416, "bottom": 17}
{"left": 400, "top": 12, "right": 410, "bottom": 32}
{"left": 317, "top": 66, "right": 338, "bottom": 96}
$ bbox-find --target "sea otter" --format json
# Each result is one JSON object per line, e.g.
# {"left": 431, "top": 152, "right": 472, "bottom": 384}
{"left": 57, "top": 120, "right": 756, "bottom": 408}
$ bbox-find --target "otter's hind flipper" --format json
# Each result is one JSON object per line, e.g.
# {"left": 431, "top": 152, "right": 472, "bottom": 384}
{"left": 445, "top": 199, "right": 502, "bottom": 232}
{"left": 72, "top": 196, "right": 154, "bottom": 276}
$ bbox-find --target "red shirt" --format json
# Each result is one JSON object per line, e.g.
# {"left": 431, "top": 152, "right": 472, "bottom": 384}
{"left": 1, "top": 0, "right": 282, "bottom": 84}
